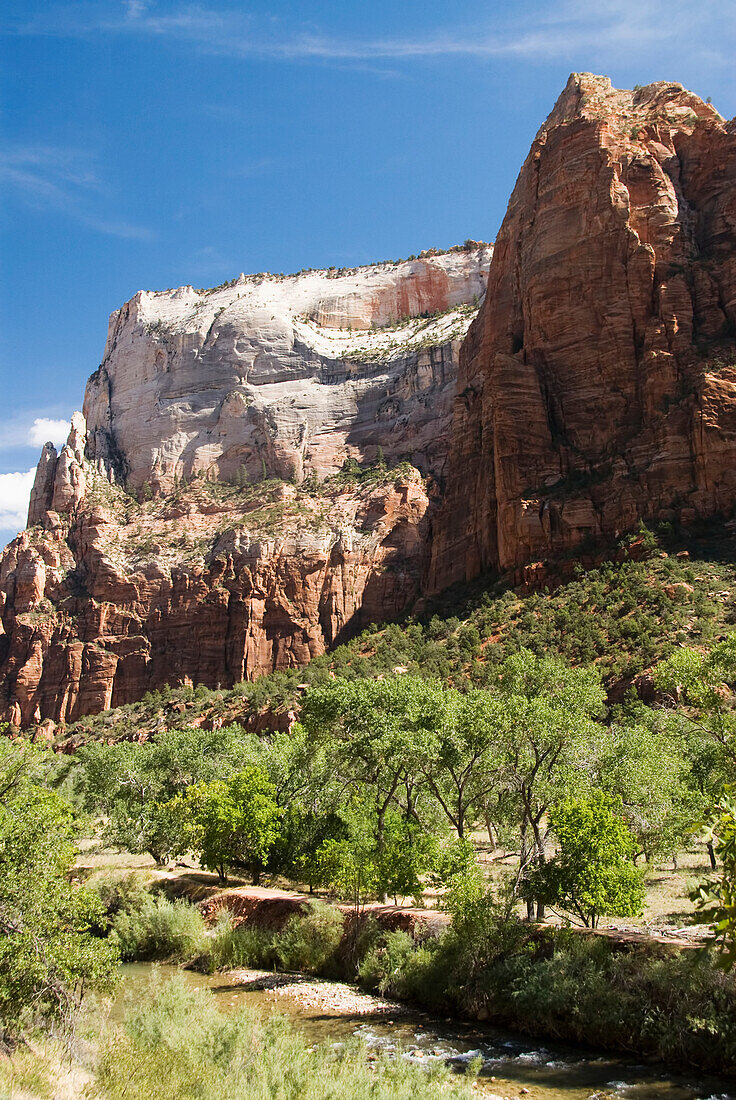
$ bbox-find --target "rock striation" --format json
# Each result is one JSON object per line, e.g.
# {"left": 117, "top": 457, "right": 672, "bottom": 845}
{"left": 3, "top": 72, "right": 736, "bottom": 730}
{"left": 429, "top": 74, "right": 736, "bottom": 589}
{"left": 81, "top": 248, "right": 491, "bottom": 494}
{"left": 0, "top": 248, "right": 489, "bottom": 727}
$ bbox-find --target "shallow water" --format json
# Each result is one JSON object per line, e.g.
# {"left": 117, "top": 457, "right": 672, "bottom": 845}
{"left": 116, "top": 963, "right": 735, "bottom": 1100}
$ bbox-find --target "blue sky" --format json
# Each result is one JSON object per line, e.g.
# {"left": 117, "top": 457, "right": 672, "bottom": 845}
{"left": 1, "top": 0, "right": 735, "bottom": 546}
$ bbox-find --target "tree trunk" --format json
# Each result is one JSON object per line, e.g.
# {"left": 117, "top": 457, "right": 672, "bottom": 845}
{"left": 532, "top": 821, "right": 546, "bottom": 921}
{"left": 484, "top": 815, "right": 498, "bottom": 852}
{"left": 376, "top": 804, "right": 388, "bottom": 904}
{"left": 707, "top": 841, "right": 717, "bottom": 870}
{"left": 520, "top": 826, "right": 535, "bottom": 920}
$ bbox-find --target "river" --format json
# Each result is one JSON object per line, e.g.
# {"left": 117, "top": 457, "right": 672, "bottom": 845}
{"left": 116, "top": 963, "right": 734, "bottom": 1100}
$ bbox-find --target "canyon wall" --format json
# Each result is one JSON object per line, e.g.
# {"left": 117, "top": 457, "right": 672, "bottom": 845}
{"left": 1, "top": 249, "right": 489, "bottom": 726}
{"left": 429, "top": 74, "right": 736, "bottom": 590}
{"left": 79, "top": 248, "right": 491, "bottom": 496}
{"left": 3, "top": 72, "right": 736, "bottom": 730}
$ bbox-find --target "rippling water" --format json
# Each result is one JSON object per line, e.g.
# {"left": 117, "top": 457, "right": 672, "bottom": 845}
{"left": 116, "top": 963, "right": 735, "bottom": 1100}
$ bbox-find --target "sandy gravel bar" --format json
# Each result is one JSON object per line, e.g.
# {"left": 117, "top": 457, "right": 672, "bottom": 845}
{"left": 228, "top": 968, "right": 408, "bottom": 1016}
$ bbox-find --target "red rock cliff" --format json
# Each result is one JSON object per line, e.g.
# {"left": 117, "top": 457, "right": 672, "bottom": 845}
{"left": 429, "top": 74, "right": 736, "bottom": 590}
{"left": 0, "top": 470, "right": 431, "bottom": 727}
{"left": 2, "top": 245, "right": 491, "bottom": 728}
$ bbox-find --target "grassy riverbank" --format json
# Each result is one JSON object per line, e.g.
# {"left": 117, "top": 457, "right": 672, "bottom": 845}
{"left": 87, "top": 872, "right": 736, "bottom": 1078}
{"left": 0, "top": 975, "right": 479, "bottom": 1100}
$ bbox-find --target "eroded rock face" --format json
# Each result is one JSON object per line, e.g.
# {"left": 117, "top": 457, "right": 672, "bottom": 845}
{"left": 429, "top": 74, "right": 736, "bottom": 590}
{"left": 83, "top": 249, "right": 491, "bottom": 493}
{"left": 5, "top": 72, "right": 736, "bottom": 729}
{"left": 1, "top": 468, "right": 432, "bottom": 727}
{"left": 2, "top": 249, "right": 488, "bottom": 727}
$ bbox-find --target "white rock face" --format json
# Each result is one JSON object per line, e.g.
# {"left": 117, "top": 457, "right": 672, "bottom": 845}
{"left": 28, "top": 413, "right": 89, "bottom": 527}
{"left": 81, "top": 248, "right": 492, "bottom": 492}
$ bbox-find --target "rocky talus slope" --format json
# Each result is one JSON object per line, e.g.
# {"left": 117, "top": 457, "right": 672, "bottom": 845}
{"left": 0, "top": 249, "right": 489, "bottom": 726}
{"left": 429, "top": 75, "right": 736, "bottom": 590}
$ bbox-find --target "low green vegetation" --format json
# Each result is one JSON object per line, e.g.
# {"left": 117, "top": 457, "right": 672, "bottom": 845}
{"left": 359, "top": 912, "right": 736, "bottom": 1075}
{"left": 83, "top": 870, "right": 736, "bottom": 1075}
{"left": 0, "top": 741, "right": 118, "bottom": 1045}
{"left": 6, "top": 525, "right": 736, "bottom": 1085}
{"left": 92, "top": 973, "right": 477, "bottom": 1100}
{"left": 58, "top": 525, "right": 736, "bottom": 752}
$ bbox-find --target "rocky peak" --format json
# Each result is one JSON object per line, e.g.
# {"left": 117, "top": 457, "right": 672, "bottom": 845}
{"left": 429, "top": 75, "right": 736, "bottom": 591}
{"left": 542, "top": 72, "right": 723, "bottom": 134}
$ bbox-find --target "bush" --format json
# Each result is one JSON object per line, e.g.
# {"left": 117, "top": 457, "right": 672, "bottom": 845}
{"left": 358, "top": 930, "right": 418, "bottom": 994}
{"left": 98, "top": 877, "right": 207, "bottom": 962}
{"left": 274, "top": 901, "right": 345, "bottom": 974}
{"left": 504, "top": 933, "right": 736, "bottom": 1073}
{"left": 201, "top": 913, "right": 276, "bottom": 972}
{"left": 93, "top": 973, "right": 475, "bottom": 1099}
{"left": 93, "top": 871, "right": 152, "bottom": 922}
{"left": 360, "top": 918, "right": 736, "bottom": 1074}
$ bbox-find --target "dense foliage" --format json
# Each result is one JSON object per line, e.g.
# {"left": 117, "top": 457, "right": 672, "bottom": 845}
{"left": 6, "top": 528, "right": 736, "bottom": 1081}
{"left": 0, "top": 741, "right": 118, "bottom": 1042}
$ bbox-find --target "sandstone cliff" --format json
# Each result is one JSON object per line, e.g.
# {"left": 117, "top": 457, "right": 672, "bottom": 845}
{"left": 3, "top": 72, "right": 736, "bottom": 731}
{"left": 79, "top": 247, "right": 491, "bottom": 497}
{"left": 429, "top": 75, "right": 736, "bottom": 589}
{"left": 1, "top": 248, "right": 489, "bottom": 726}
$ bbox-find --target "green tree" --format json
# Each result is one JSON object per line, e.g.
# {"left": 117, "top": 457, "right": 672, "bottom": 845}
{"left": 79, "top": 725, "right": 260, "bottom": 864}
{"left": 376, "top": 812, "right": 436, "bottom": 905}
{"left": 174, "top": 766, "right": 281, "bottom": 884}
{"left": 269, "top": 804, "right": 348, "bottom": 891}
{"left": 423, "top": 688, "right": 504, "bottom": 840}
{"left": 528, "top": 792, "right": 645, "bottom": 928}
{"left": 314, "top": 833, "right": 379, "bottom": 912}
{"left": 492, "top": 650, "right": 607, "bottom": 917}
{"left": 597, "top": 721, "right": 697, "bottom": 864}
{"left": 655, "top": 636, "right": 736, "bottom": 867}
{"left": 691, "top": 786, "right": 736, "bottom": 968}
{"left": 301, "top": 676, "right": 449, "bottom": 898}
{"left": 0, "top": 743, "right": 118, "bottom": 1040}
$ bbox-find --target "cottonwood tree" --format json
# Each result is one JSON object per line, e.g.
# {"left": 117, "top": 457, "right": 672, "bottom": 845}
{"left": 692, "top": 786, "right": 736, "bottom": 968}
{"left": 655, "top": 636, "right": 736, "bottom": 867}
{"left": 79, "top": 725, "right": 260, "bottom": 864}
{"left": 527, "top": 791, "right": 645, "bottom": 927}
{"left": 422, "top": 688, "right": 506, "bottom": 840}
{"left": 172, "top": 766, "right": 281, "bottom": 884}
{"left": 491, "top": 649, "right": 607, "bottom": 918}
{"left": 300, "top": 676, "right": 448, "bottom": 888}
{"left": 0, "top": 742, "right": 118, "bottom": 1041}
{"left": 596, "top": 720, "right": 697, "bottom": 865}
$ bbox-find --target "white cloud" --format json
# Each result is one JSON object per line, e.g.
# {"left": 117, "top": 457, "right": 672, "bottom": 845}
{"left": 0, "top": 411, "right": 72, "bottom": 452}
{"left": 5, "top": 0, "right": 734, "bottom": 70}
{"left": 28, "top": 417, "right": 69, "bottom": 448}
{"left": 0, "top": 144, "right": 151, "bottom": 240}
{"left": 0, "top": 469, "right": 35, "bottom": 542}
